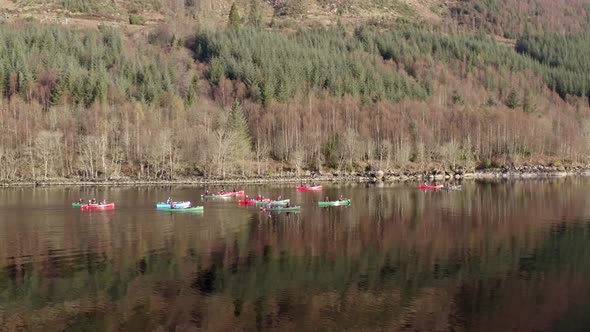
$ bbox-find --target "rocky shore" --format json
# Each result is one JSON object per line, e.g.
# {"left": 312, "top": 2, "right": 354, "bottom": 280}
{"left": 0, "top": 165, "right": 589, "bottom": 187}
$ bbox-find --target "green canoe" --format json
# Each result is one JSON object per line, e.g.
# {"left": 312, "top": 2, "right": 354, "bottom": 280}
{"left": 318, "top": 199, "right": 351, "bottom": 207}
{"left": 264, "top": 206, "right": 301, "bottom": 212}
{"left": 255, "top": 199, "right": 290, "bottom": 206}
{"left": 72, "top": 202, "right": 97, "bottom": 207}
{"left": 160, "top": 206, "right": 204, "bottom": 212}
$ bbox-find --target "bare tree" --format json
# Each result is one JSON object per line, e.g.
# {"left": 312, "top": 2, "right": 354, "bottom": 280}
{"left": 34, "top": 130, "right": 63, "bottom": 179}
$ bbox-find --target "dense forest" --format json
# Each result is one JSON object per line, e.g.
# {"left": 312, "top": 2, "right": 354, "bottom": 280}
{"left": 0, "top": 0, "right": 589, "bottom": 180}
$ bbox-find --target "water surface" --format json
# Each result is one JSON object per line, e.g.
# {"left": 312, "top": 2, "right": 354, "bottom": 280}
{"left": 0, "top": 179, "right": 589, "bottom": 331}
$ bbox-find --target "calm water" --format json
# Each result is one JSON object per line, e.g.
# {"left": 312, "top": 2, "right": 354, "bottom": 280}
{"left": 0, "top": 179, "right": 589, "bottom": 331}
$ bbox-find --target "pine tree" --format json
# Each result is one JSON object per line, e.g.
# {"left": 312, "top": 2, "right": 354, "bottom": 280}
{"left": 247, "top": 0, "right": 263, "bottom": 29}
{"left": 505, "top": 89, "right": 519, "bottom": 109}
{"left": 228, "top": 100, "right": 252, "bottom": 174}
{"left": 229, "top": 3, "right": 241, "bottom": 31}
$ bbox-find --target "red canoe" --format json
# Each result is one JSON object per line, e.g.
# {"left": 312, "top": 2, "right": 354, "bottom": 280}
{"left": 419, "top": 185, "right": 443, "bottom": 190}
{"left": 81, "top": 203, "right": 115, "bottom": 210}
{"left": 238, "top": 199, "right": 256, "bottom": 205}
{"left": 296, "top": 185, "right": 322, "bottom": 191}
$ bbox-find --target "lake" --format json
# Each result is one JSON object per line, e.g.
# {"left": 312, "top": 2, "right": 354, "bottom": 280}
{"left": 0, "top": 179, "right": 589, "bottom": 331}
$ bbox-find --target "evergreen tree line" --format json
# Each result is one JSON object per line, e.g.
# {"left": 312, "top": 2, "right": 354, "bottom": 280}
{"left": 193, "top": 27, "right": 428, "bottom": 105}
{"left": 196, "top": 24, "right": 590, "bottom": 105}
{"left": 516, "top": 32, "right": 590, "bottom": 98}
{"left": 0, "top": 25, "right": 197, "bottom": 109}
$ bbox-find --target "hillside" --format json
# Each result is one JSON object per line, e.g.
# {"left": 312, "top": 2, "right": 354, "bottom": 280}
{"left": 0, "top": 0, "right": 589, "bottom": 181}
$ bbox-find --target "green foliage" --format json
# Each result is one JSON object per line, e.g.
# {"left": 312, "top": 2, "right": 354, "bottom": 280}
{"left": 516, "top": 32, "right": 590, "bottom": 98}
{"left": 522, "top": 89, "right": 535, "bottom": 113}
{"left": 452, "top": 90, "right": 465, "bottom": 105}
{"left": 0, "top": 25, "right": 193, "bottom": 107}
{"left": 484, "top": 96, "right": 497, "bottom": 107}
{"left": 229, "top": 3, "right": 241, "bottom": 31}
{"left": 61, "top": 0, "right": 95, "bottom": 13}
{"left": 324, "top": 139, "right": 339, "bottom": 169}
{"left": 129, "top": 15, "right": 144, "bottom": 25}
{"left": 247, "top": 0, "right": 264, "bottom": 28}
{"left": 505, "top": 89, "right": 519, "bottom": 109}
{"left": 193, "top": 27, "right": 427, "bottom": 104}
{"left": 228, "top": 100, "right": 251, "bottom": 146}
{"left": 226, "top": 101, "right": 253, "bottom": 173}
{"left": 478, "top": 158, "right": 493, "bottom": 169}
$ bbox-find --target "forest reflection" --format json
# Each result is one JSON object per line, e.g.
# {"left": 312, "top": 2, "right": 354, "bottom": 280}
{"left": 0, "top": 179, "right": 589, "bottom": 331}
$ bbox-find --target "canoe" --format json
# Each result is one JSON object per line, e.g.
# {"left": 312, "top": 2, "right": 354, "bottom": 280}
{"left": 318, "top": 199, "right": 351, "bottom": 207}
{"left": 253, "top": 199, "right": 271, "bottom": 205}
{"left": 212, "top": 190, "right": 244, "bottom": 196}
{"left": 160, "top": 206, "right": 204, "bottom": 212}
{"left": 81, "top": 203, "right": 115, "bottom": 211}
{"left": 255, "top": 199, "right": 290, "bottom": 206}
{"left": 442, "top": 185, "right": 462, "bottom": 190}
{"left": 263, "top": 206, "right": 301, "bottom": 212}
{"left": 238, "top": 199, "right": 256, "bottom": 205}
{"left": 419, "top": 185, "right": 443, "bottom": 189}
{"left": 296, "top": 185, "right": 322, "bottom": 191}
{"left": 71, "top": 202, "right": 91, "bottom": 207}
{"left": 156, "top": 201, "right": 191, "bottom": 209}
{"left": 201, "top": 193, "right": 232, "bottom": 199}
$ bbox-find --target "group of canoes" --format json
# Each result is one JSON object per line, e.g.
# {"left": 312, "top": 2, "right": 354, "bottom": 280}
{"left": 71, "top": 183, "right": 354, "bottom": 213}
{"left": 236, "top": 185, "right": 352, "bottom": 212}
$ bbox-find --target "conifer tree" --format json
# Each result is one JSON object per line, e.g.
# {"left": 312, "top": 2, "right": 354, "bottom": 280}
{"left": 229, "top": 3, "right": 241, "bottom": 31}
{"left": 247, "top": 0, "right": 263, "bottom": 29}
{"left": 505, "top": 89, "right": 519, "bottom": 109}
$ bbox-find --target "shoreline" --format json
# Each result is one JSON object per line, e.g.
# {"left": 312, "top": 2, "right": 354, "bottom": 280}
{"left": 1, "top": 166, "right": 589, "bottom": 187}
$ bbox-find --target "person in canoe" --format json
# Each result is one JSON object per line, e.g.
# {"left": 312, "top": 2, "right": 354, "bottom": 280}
{"left": 78, "top": 198, "right": 84, "bottom": 203}
{"left": 285, "top": 202, "right": 291, "bottom": 208}
{"left": 101, "top": 199, "right": 107, "bottom": 205}
{"left": 233, "top": 188, "right": 236, "bottom": 193}
{"left": 277, "top": 195, "right": 282, "bottom": 201}
{"left": 166, "top": 197, "right": 171, "bottom": 204}
{"left": 205, "top": 190, "right": 210, "bottom": 195}
{"left": 257, "top": 195, "right": 262, "bottom": 201}
{"left": 91, "top": 198, "right": 97, "bottom": 204}
{"left": 324, "top": 196, "right": 329, "bottom": 202}
{"left": 171, "top": 202, "right": 176, "bottom": 209}
{"left": 87, "top": 199, "right": 92, "bottom": 206}
{"left": 338, "top": 195, "right": 344, "bottom": 201}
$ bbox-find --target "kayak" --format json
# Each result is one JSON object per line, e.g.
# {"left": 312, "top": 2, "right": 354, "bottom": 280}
{"left": 296, "top": 185, "right": 322, "bottom": 191}
{"left": 263, "top": 206, "right": 301, "bottom": 212}
{"left": 419, "top": 185, "right": 443, "bottom": 189}
{"left": 256, "top": 199, "right": 290, "bottom": 206}
{"left": 238, "top": 199, "right": 256, "bottom": 205}
{"left": 81, "top": 203, "right": 115, "bottom": 211}
{"left": 160, "top": 206, "right": 204, "bottom": 212}
{"left": 156, "top": 201, "right": 191, "bottom": 209}
{"left": 318, "top": 199, "right": 351, "bottom": 207}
